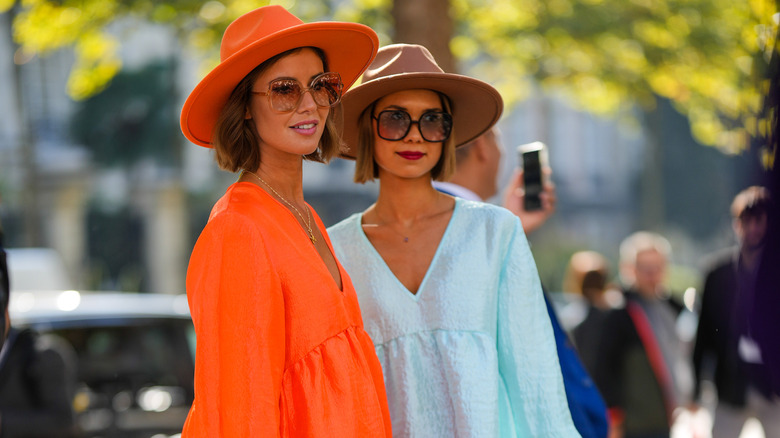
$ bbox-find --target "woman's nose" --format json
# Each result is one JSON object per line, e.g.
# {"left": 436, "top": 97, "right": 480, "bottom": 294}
{"left": 403, "top": 121, "right": 424, "bottom": 142}
{"left": 296, "top": 89, "right": 318, "bottom": 112}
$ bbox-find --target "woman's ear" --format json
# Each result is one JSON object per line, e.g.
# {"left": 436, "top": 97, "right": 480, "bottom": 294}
{"left": 244, "top": 106, "right": 252, "bottom": 120}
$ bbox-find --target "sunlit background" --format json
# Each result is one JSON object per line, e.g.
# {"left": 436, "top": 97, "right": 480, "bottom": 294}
{"left": 1, "top": 0, "right": 777, "bottom": 294}
{"left": 0, "top": 0, "right": 777, "bottom": 436}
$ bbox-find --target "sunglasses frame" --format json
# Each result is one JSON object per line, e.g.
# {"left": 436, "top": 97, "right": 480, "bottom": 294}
{"left": 252, "top": 72, "right": 343, "bottom": 113}
{"left": 372, "top": 109, "right": 453, "bottom": 143}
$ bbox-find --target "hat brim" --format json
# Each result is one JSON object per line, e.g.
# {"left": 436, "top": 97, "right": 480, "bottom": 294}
{"left": 181, "top": 23, "right": 378, "bottom": 148}
{"left": 338, "top": 72, "right": 503, "bottom": 159}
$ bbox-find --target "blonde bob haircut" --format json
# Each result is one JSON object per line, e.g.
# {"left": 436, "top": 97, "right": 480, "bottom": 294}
{"left": 353, "top": 91, "right": 456, "bottom": 183}
{"left": 212, "top": 47, "right": 341, "bottom": 173}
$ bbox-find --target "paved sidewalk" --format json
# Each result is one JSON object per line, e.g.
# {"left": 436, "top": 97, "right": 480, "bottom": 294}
{"left": 672, "top": 409, "right": 765, "bottom": 438}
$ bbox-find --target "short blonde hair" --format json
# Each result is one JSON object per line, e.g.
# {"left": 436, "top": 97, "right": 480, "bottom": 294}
{"left": 619, "top": 231, "right": 671, "bottom": 266}
{"left": 353, "top": 92, "right": 456, "bottom": 183}
{"left": 212, "top": 47, "right": 341, "bottom": 173}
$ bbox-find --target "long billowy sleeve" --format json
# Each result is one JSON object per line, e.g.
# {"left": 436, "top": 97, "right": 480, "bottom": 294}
{"left": 184, "top": 211, "right": 285, "bottom": 437}
{"left": 496, "top": 219, "right": 581, "bottom": 437}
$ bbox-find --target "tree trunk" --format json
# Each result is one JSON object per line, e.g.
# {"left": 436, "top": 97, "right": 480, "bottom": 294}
{"left": 639, "top": 102, "right": 665, "bottom": 230}
{"left": 392, "top": 0, "right": 456, "bottom": 73}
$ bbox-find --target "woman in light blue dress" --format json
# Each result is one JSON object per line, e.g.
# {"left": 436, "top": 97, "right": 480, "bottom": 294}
{"left": 328, "top": 44, "right": 580, "bottom": 437}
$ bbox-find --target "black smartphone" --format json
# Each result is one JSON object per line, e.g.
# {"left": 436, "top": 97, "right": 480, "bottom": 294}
{"left": 517, "top": 142, "right": 547, "bottom": 211}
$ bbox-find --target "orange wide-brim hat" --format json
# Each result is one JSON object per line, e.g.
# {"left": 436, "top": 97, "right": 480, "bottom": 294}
{"left": 181, "top": 5, "right": 379, "bottom": 148}
{"left": 338, "top": 44, "right": 503, "bottom": 159}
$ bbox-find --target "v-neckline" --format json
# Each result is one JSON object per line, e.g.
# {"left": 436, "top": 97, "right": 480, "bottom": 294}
{"left": 355, "top": 198, "right": 461, "bottom": 300}
{"left": 238, "top": 182, "right": 345, "bottom": 293}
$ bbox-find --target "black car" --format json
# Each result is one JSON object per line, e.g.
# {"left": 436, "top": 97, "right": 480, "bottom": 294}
{"left": 9, "top": 290, "right": 194, "bottom": 438}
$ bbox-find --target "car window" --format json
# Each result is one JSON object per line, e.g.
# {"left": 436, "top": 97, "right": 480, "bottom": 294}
{"left": 49, "top": 318, "right": 194, "bottom": 403}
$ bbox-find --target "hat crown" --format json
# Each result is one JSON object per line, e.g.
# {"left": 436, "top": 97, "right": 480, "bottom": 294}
{"left": 220, "top": 5, "right": 304, "bottom": 62}
{"left": 362, "top": 44, "right": 444, "bottom": 83}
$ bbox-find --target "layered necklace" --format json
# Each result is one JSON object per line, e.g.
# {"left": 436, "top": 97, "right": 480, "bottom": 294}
{"left": 241, "top": 170, "right": 316, "bottom": 244}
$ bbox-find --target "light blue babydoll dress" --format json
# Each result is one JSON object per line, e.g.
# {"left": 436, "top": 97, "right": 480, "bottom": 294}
{"left": 328, "top": 198, "right": 580, "bottom": 438}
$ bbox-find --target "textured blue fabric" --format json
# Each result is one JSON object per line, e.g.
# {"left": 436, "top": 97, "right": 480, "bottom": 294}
{"left": 544, "top": 294, "right": 609, "bottom": 438}
{"left": 329, "top": 199, "right": 581, "bottom": 438}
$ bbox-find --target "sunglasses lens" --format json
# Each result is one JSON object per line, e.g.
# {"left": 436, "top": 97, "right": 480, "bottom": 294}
{"left": 375, "top": 110, "right": 452, "bottom": 142}
{"left": 269, "top": 80, "right": 304, "bottom": 112}
{"left": 267, "top": 73, "right": 342, "bottom": 112}
{"left": 377, "top": 110, "right": 411, "bottom": 140}
{"left": 310, "top": 73, "right": 342, "bottom": 107}
{"left": 419, "top": 112, "right": 452, "bottom": 142}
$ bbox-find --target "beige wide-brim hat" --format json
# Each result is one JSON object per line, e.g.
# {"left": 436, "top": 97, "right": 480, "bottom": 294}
{"left": 180, "top": 5, "right": 379, "bottom": 148}
{"left": 339, "top": 43, "right": 503, "bottom": 159}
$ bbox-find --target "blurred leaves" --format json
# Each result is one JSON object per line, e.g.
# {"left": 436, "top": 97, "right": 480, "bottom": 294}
{"left": 5, "top": 0, "right": 778, "bottom": 154}
{"left": 5, "top": 0, "right": 274, "bottom": 97}
{"left": 444, "top": 0, "right": 777, "bottom": 154}
{"left": 10, "top": 0, "right": 122, "bottom": 98}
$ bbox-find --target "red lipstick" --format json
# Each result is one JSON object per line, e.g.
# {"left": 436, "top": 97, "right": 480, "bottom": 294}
{"left": 397, "top": 151, "right": 425, "bottom": 160}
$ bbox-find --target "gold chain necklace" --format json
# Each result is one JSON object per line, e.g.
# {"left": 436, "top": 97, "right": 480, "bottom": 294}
{"left": 241, "top": 170, "right": 316, "bottom": 244}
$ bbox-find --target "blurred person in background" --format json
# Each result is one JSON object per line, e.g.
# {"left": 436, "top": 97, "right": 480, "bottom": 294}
{"left": 179, "top": 6, "right": 391, "bottom": 436}
{"left": 691, "top": 186, "right": 780, "bottom": 437}
{"left": 0, "top": 201, "right": 76, "bottom": 437}
{"left": 328, "top": 43, "right": 579, "bottom": 437}
{"left": 591, "top": 231, "right": 692, "bottom": 438}
{"left": 433, "top": 127, "right": 557, "bottom": 234}
{"left": 565, "top": 251, "right": 621, "bottom": 377}
{"left": 435, "top": 128, "right": 608, "bottom": 438}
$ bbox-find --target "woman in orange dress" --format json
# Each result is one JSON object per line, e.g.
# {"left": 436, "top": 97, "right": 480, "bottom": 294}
{"left": 179, "top": 6, "right": 390, "bottom": 437}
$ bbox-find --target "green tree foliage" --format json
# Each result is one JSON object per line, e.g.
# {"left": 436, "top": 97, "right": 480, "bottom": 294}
{"left": 340, "top": 0, "right": 777, "bottom": 155}
{"left": 2, "top": 0, "right": 346, "bottom": 99}
{"left": 3, "top": 0, "right": 777, "bottom": 154}
{"left": 70, "top": 61, "right": 179, "bottom": 166}
{"left": 2, "top": 0, "right": 277, "bottom": 98}
{"left": 451, "top": 0, "right": 777, "bottom": 154}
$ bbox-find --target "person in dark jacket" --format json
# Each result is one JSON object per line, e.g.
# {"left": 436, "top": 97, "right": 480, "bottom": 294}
{"left": 567, "top": 251, "right": 622, "bottom": 381}
{"left": 691, "top": 186, "right": 780, "bottom": 437}
{"left": 591, "top": 231, "right": 691, "bottom": 438}
{"left": 0, "top": 214, "right": 76, "bottom": 437}
{"left": 0, "top": 327, "right": 76, "bottom": 437}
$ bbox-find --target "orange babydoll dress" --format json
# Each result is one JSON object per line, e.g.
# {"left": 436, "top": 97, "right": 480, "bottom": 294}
{"left": 182, "top": 182, "right": 392, "bottom": 437}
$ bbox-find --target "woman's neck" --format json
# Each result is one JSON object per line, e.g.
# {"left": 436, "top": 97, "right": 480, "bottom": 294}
{"left": 248, "top": 154, "right": 305, "bottom": 203}
{"left": 373, "top": 174, "right": 450, "bottom": 224}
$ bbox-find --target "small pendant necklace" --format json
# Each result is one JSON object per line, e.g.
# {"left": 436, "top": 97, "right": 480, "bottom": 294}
{"left": 241, "top": 170, "right": 316, "bottom": 244}
{"left": 375, "top": 211, "right": 410, "bottom": 243}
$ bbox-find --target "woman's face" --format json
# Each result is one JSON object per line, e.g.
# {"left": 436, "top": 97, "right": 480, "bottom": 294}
{"left": 247, "top": 48, "right": 329, "bottom": 160}
{"left": 372, "top": 89, "right": 445, "bottom": 180}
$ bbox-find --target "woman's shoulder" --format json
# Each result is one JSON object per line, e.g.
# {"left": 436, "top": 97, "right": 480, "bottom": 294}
{"left": 208, "top": 183, "right": 273, "bottom": 221}
{"left": 197, "top": 184, "right": 278, "bottom": 243}
{"left": 327, "top": 212, "right": 362, "bottom": 237}
{"left": 454, "top": 198, "right": 520, "bottom": 231}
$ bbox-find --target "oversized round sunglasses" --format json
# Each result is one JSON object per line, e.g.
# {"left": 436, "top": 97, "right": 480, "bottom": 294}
{"left": 252, "top": 72, "right": 343, "bottom": 113}
{"left": 372, "top": 109, "right": 453, "bottom": 142}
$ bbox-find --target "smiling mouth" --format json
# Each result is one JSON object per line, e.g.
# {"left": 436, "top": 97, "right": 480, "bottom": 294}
{"left": 397, "top": 151, "right": 425, "bottom": 160}
{"left": 292, "top": 123, "right": 316, "bottom": 129}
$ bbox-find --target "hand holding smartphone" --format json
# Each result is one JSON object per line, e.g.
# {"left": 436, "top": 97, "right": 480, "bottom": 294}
{"left": 517, "top": 142, "right": 548, "bottom": 211}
